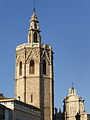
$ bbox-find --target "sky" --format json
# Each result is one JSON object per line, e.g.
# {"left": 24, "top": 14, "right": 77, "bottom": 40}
{"left": 0, "top": 0, "right": 90, "bottom": 113}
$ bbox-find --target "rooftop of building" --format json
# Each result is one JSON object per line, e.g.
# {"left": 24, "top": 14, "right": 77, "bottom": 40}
{"left": 0, "top": 93, "right": 40, "bottom": 114}
{"left": 16, "top": 43, "right": 52, "bottom": 51}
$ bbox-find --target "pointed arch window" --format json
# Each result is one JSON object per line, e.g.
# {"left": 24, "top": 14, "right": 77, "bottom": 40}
{"left": 43, "top": 60, "right": 46, "bottom": 75}
{"left": 19, "top": 61, "right": 22, "bottom": 76}
{"left": 29, "top": 60, "right": 35, "bottom": 74}
{"left": 33, "top": 32, "right": 37, "bottom": 42}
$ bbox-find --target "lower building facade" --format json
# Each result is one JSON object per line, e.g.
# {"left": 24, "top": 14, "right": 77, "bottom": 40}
{"left": 0, "top": 104, "right": 11, "bottom": 120}
{"left": 0, "top": 97, "right": 41, "bottom": 120}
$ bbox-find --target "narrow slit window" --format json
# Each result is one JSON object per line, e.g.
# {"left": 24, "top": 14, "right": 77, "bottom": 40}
{"left": 31, "top": 94, "right": 33, "bottom": 103}
{"left": 29, "top": 60, "right": 35, "bottom": 74}
{"left": 19, "top": 61, "right": 22, "bottom": 76}
{"left": 43, "top": 60, "right": 46, "bottom": 75}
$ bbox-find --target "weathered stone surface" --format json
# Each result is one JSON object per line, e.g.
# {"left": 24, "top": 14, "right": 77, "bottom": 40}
{"left": 15, "top": 10, "right": 54, "bottom": 120}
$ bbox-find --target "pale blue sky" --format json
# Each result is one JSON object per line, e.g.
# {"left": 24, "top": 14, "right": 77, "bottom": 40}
{"left": 0, "top": 0, "right": 90, "bottom": 113}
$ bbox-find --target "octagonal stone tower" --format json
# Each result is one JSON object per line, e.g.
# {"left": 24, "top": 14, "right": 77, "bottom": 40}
{"left": 15, "top": 10, "right": 54, "bottom": 120}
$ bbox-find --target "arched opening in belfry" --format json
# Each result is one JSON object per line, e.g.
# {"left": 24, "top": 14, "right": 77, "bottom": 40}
{"left": 33, "top": 32, "right": 38, "bottom": 42}
{"left": 29, "top": 60, "right": 35, "bottom": 74}
{"left": 34, "top": 23, "right": 37, "bottom": 29}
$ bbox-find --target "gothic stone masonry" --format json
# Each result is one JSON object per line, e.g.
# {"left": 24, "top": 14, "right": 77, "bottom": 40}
{"left": 15, "top": 10, "right": 54, "bottom": 120}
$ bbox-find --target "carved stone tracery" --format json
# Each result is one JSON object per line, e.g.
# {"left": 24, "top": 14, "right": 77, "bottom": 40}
{"left": 16, "top": 50, "right": 25, "bottom": 66}
{"left": 26, "top": 48, "right": 40, "bottom": 63}
{"left": 40, "top": 49, "right": 51, "bottom": 64}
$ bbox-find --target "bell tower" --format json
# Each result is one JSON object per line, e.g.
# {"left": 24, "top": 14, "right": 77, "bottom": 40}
{"left": 28, "top": 9, "right": 41, "bottom": 44}
{"left": 15, "top": 9, "right": 54, "bottom": 120}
